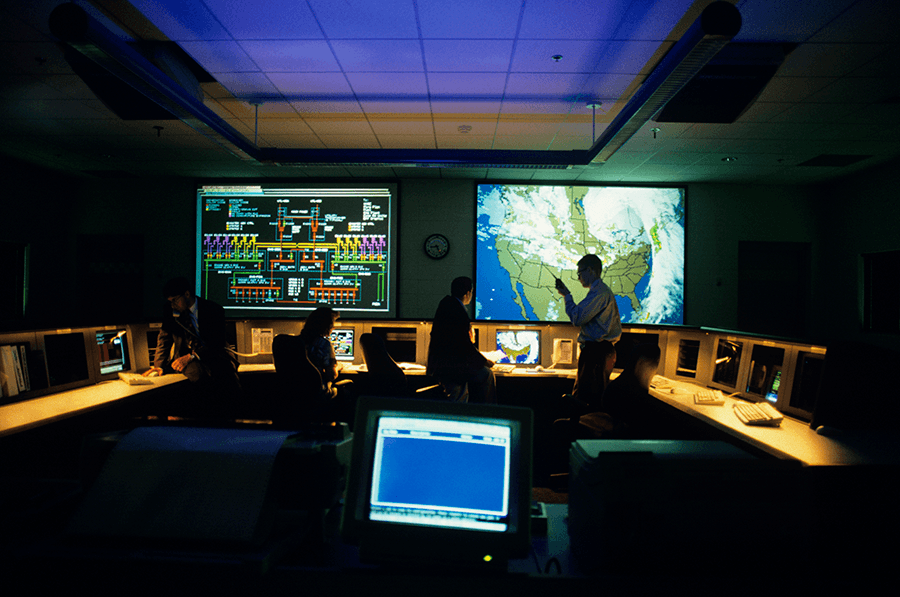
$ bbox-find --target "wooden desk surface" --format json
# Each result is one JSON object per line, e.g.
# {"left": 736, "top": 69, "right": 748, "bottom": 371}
{"left": 649, "top": 376, "right": 899, "bottom": 466}
{"left": 0, "top": 374, "right": 186, "bottom": 437}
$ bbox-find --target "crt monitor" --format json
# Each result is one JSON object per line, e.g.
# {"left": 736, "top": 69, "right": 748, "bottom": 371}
{"left": 43, "top": 331, "right": 90, "bottom": 389}
{"left": 341, "top": 397, "right": 533, "bottom": 567}
{"left": 95, "top": 329, "right": 130, "bottom": 377}
{"left": 329, "top": 328, "right": 355, "bottom": 361}
{"left": 494, "top": 329, "right": 540, "bottom": 365}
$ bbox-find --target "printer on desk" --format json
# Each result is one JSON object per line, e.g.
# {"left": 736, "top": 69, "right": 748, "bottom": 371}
{"left": 567, "top": 440, "right": 807, "bottom": 578}
{"left": 71, "top": 425, "right": 352, "bottom": 549}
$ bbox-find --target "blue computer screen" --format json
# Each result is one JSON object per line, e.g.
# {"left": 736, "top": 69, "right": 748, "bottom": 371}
{"left": 370, "top": 416, "right": 510, "bottom": 532}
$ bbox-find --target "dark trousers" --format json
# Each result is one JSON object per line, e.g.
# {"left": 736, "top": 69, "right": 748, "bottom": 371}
{"left": 573, "top": 340, "right": 616, "bottom": 410}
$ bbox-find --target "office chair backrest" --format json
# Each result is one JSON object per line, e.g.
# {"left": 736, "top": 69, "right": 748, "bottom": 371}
{"left": 359, "top": 332, "right": 408, "bottom": 396}
{"left": 272, "top": 334, "right": 329, "bottom": 419}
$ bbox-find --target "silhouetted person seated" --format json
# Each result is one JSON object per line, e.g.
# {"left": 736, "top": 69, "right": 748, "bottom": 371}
{"left": 297, "top": 307, "right": 356, "bottom": 423}
{"left": 541, "top": 343, "right": 662, "bottom": 483}
{"left": 426, "top": 276, "right": 496, "bottom": 403}
{"left": 600, "top": 342, "right": 667, "bottom": 438}
{"left": 359, "top": 332, "right": 408, "bottom": 396}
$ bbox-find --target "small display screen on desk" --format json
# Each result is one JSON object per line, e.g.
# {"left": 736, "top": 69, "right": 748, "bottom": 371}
{"left": 329, "top": 328, "right": 355, "bottom": 361}
{"left": 495, "top": 329, "right": 540, "bottom": 365}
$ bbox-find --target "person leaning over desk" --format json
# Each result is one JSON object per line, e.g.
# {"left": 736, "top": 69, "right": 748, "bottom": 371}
{"left": 555, "top": 254, "right": 622, "bottom": 409}
{"left": 144, "top": 276, "right": 240, "bottom": 395}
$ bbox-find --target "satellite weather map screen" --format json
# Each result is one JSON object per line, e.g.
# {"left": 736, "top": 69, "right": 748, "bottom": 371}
{"left": 476, "top": 184, "right": 685, "bottom": 324}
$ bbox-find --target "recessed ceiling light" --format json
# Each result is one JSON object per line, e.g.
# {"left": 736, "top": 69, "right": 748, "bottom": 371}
{"left": 458, "top": 125, "right": 472, "bottom": 134}
{"left": 551, "top": 55, "right": 563, "bottom": 62}
{"left": 722, "top": 156, "right": 738, "bottom": 162}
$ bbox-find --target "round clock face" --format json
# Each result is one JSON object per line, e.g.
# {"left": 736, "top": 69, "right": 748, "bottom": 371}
{"left": 424, "top": 234, "right": 450, "bottom": 259}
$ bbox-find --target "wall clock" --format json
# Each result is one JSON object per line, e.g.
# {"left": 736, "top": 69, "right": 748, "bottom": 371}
{"left": 424, "top": 233, "right": 450, "bottom": 259}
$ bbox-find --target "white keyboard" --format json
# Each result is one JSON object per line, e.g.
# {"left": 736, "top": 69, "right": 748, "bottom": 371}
{"left": 493, "top": 364, "right": 516, "bottom": 373}
{"left": 693, "top": 388, "right": 725, "bottom": 405}
{"left": 651, "top": 375, "right": 674, "bottom": 390}
{"left": 118, "top": 372, "right": 154, "bottom": 385}
{"left": 733, "top": 401, "right": 783, "bottom": 426}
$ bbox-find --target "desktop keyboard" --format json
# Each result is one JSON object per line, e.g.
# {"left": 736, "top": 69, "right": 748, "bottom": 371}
{"left": 733, "top": 401, "right": 783, "bottom": 426}
{"left": 493, "top": 364, "right": 516, "bottom": 373}
{"left": 118, "top": 372, "right": 154, "bottom": 385}
{"left": 693, "top": 388, "right": 725, "bottom": 405}
{"left": 650, "top": 375, "right": 674, "bottom": 390}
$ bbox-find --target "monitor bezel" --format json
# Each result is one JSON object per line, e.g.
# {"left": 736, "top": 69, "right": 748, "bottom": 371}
{"left": 341, "top": 396, "right": 533, "bottom": 566}
{"left": 329, "top": 327, "right": 356, "bottom": 362}
{"left": 473, "top": 182, "right": 686, "bottom": 325}
{"left": 195, "top": 181, "right": 399, "bottom": 320}
{"left": 494, "top": 327, "right": 542, "bottom": 367}
{"left": 92, "top": 327, "right": 132, "bottom": 380}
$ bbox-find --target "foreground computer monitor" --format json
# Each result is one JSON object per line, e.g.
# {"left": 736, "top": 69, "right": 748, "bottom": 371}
{"left": 341, "top": 396, "right": 533, "bottom": 568}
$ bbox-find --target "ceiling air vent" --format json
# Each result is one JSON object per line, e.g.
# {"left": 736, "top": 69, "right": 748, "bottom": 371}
{"left": 654, "top": 43, "right": 792, "bottom": 124}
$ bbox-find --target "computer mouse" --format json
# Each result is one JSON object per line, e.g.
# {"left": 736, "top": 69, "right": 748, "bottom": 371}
{"left": 148, "top": 371, "right": 159, "bottom": 378}
{"left": 535, "top": 365, "right": 544, "bottom": 371}
{"left": 815, "top": 425, "right": 840, "bottom": 437}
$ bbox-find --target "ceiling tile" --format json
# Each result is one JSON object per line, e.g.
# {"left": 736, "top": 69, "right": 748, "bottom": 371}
{"left": 807, "top": 0, "right": 900, "bottom": 43}
{"left": 203, "top": 0, "right": 323, "bottom": 39}
{"left": 376, "top": 134, "right": 437, "bottom": 149}
{"left": 427, "top": 73, "right": 507, "bottom": 98}
{"left": 429, "top": 99, "right": 502, "bottom": 114}
{"left": 417, "top": 0, "right": 524, "bottom": 39}
{"left": 519, "top": 0, "right": 631, "bottom": 40}
{"left": 304, "top": 118, "right": 373, "bottom": 135}
{"left": 331, "top": 40, "right": 423, "bottom": 72}
{"left": 308, "top": 0, "right": 419, "bottom": 39}
{"left": 754, "top": 76, "right": 838, "bottom": 103}
{"left": 180, "top": 41, "right": 257, "bottom": 73}
{"left": 733, "top": 0, "right": 857, "bottom": 42}
{"left": 318, "top": 134, "right": 379, "bottom": 148}
{"left": 346, "top": 72, "right": 428, "bottom": 96}
{"left": 239, "top": 40, "right": 340, "bottom": 71}
{"left": 776, "top": 42, "right": 891, "bottom": 78}
{"left": 128, "top": 0, "right": 229, "bottom": 42}
{"left": 434, "top": 135, "right": 494, "bottom": 149}
{"left": 423, "top": 40, "right": 514, "bottom": 72}
{"left": 214, "top": 71, "right": 282, "bottom": 99}
{"left": 268, "top": 72, "right": 353, "bottom": 97}
{"left": 369, "top": 119, "right": 435, "bottom": 135}
{"left": 257, "top": 119, "right": 314, "bottom": 135}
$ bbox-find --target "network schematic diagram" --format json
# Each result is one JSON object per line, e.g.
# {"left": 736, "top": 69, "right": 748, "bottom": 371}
{"left": 198, "top": 186, "right": 394, "bottom": 316}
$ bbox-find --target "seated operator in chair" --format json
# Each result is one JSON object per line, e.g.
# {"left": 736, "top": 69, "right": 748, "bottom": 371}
{"left": 426, "top": 276, "right": 496, "bottom": 403}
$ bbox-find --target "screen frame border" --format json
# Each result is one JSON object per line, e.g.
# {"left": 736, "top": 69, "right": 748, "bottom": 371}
{"left": 472, "top": 181, "right": 687, "bottom": 325}
{"left": 194, "top": 180, "right": 400, "bottom": 320}
{"left": 340, "top": 396, "right": 533, "bottom": 564}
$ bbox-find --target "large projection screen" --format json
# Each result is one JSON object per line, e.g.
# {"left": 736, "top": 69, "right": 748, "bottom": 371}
{"left": 476, "top": 184, "right": 684, "bottom": 324}
{"left": 197, "top": 183, "right": 398, "bottom": 319}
